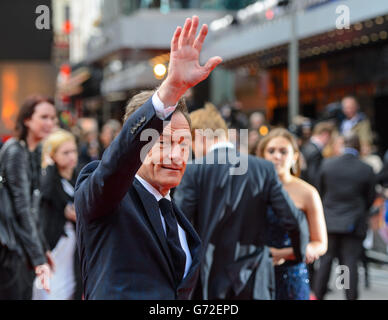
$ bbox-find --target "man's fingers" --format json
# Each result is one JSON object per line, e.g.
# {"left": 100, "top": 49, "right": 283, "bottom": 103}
{"left": 43, "top": 274, "right": 50, "bottom": 292}
{"left": 36, "top": 272, "right": 50, "bottom": 292}
{"left": 187, "top": 16, "right": 199, "bottom": 46}
{"left": 179, "top": 18, "right": 192, "bottom": 48}
{"left": 204, "top": 56, "right": 223, "bottom": 74}
{"left": 171, "top": 26, "right": 182, "bottom": 52}
{"left": 193, "top": 24, "right": 208, "bottom": 52}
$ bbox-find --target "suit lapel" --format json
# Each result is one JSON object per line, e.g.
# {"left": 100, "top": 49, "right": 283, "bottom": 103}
{"left": 133, "top": 179, "right": 176, "bottom": 283}
{"left": 311, "top": 142, "right": 323, "bottom": 159}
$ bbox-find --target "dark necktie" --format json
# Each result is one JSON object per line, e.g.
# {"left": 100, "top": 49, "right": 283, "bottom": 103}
{"left": 158, "top": 198, "right": 186, "bottom": 283}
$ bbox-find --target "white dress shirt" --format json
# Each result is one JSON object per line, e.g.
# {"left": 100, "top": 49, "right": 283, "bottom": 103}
{"left": 134, "top": 174, "right": 192, "bottom": 279}
{"left": 134, "top": 92, "right": 191, "bottom": 279}
{"left": 152, "top": 91, "right": 177, "bottom": 120}
{"left": 310, "top": 136, "right": 324, "bottom": 151}
{"left": 340, "top": 114, "right": 360, "bottom": 135}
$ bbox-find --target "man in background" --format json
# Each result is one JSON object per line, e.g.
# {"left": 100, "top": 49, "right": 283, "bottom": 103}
{"left": 75, "top": 16, "right": 222, "bottom": 299}
{"left": 300, "top": 121, "right": 333, "bottom": 188}
{"left": 339, "top": 96, "right": 373, "bottom": 147}
{"left": 313, "top": 134, "right": 376, "bottom": 300}
{"left": 174, "top": 104, "right": 309, "bottom": 300}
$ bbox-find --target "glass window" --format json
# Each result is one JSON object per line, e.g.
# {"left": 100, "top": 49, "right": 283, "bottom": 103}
{"left": 120, "top": 0, "right": 259, "bottom": 14}
{"left": 200, "top": 0, "right": 258, "bottom": 10}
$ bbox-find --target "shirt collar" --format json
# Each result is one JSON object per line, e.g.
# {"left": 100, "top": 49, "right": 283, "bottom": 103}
{"left": 209, "top": 141, "right": 235, "bottom": 153}
{"left": 310, "top": 136, "right": 324, "bottom": 150}
{"left": 346, "top": 113, "right": 361, "bottom": 124}
{"left": 135, "top": 174, "right": 171, "bottom": 202}
{"left": 343, "top": 147, "right": 359, "bottom": 157}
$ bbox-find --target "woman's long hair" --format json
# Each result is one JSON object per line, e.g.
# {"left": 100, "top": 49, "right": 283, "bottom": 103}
{"left": 257, "top": 128, "right": 301, "bottom": 177}
{"left": 15, "top": 95, "right": 54, "bottom": 141}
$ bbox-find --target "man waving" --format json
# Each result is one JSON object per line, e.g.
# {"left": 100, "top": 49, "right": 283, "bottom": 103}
{"left": 74, "top": 16, "right": 222, "bottom": 299}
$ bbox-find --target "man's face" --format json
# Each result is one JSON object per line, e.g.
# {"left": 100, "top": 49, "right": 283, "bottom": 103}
{"left": 320, "top": 131, "right": 331, "bottom": 146}
{"left": 138, "top": 112, "right": 191, "bottom": 196}
{"left": 192, "top": 130, "right": 207, "bottom": 159}
{"left": 342, "top": 97, "right": 358, "bottom": 119}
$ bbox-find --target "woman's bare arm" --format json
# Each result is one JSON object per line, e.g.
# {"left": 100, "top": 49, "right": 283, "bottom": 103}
{"left": 304, "top": 185, "right": 328, "bottom": 263}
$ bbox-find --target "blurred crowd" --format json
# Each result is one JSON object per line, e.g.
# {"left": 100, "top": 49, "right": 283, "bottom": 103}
{"left": 0, "top": 92, "right": 387, "bottom": 300}
{"left": 0, "top": 95, "right": 122, "bottom": 300}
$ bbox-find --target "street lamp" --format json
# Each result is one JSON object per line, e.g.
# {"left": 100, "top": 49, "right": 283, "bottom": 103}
{"left": 153, "top": 63, "right": 167, "bottom": 79}
{"left": 287, "top": 0, "right": 299, "bottom": 125}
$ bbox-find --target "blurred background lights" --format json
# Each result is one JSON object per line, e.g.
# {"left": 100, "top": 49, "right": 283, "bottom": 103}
{"left": 265, "top": 9, "right": 274, "bottom": 20}
{"left": 153, "top": 63, "right": 167, "bottom": 79}
{"left": 259, "top": 125, "right": 269, "bottom": 136}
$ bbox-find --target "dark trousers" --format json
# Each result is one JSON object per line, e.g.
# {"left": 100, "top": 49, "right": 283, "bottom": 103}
{"left": 313, "top": 233, "right": 363, "bottom": 300}
{"left": 0, "top": 254, "right": 34, "bottom": 300}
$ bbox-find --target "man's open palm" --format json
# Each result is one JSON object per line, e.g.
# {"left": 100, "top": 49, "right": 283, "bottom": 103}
{"left": 168, "top": 16, "right": 222, "bottom": 91}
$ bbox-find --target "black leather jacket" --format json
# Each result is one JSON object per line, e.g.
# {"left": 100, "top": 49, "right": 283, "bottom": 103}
{"left": 1, "top": 138, "right": 47, "bottom": 268}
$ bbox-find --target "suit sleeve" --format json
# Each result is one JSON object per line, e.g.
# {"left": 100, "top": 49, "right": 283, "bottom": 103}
{"left": 266, "top": 163, "right": 310, "bottom": 262}
{"left": 173, "top": 164, "right": 198, "bottom": 224}
{"left": 75, "top": 97, "right": 167, "bottom": 223}
{"left": 365, "top": 168, "right": 377, "bottom": 212}
{"left": 304, "top": 149, "right": 322, "bottom": 188}
{"left": 309, "top": 153, "right": 322, "bottom": 188}
{"left": 316, "top": 160, "right": 326, "bottom": 197}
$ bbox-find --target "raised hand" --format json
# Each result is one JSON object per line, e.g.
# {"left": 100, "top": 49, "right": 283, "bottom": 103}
{"left": 158, "top": 16, "right": 222, "bottom": 107}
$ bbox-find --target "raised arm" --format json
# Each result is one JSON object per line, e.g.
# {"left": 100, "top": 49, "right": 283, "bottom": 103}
{"left": 75, "top": 16, "right": 222, "bottom": 223}
{"left": 75, "top": 99, "right": 165, "bottom": 223}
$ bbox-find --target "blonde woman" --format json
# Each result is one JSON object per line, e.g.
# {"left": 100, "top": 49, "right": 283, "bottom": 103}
{"left": 32, "top": 129, "right": 82, "bottom": 300}
{"left": 257, "top": 128, "right": 327, "bottom": 300}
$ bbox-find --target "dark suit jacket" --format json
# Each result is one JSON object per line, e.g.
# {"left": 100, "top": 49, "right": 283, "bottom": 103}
{"left": 74, "top": 98, "right": 201, "bottom": 300}
{"left": 317, "top": 153, "right": 376, "bottom": 237}
{"left": 301, "top": 140, "right": 323, "bottom": 188}
{"left": 173, "top": 147, "right": 309, "bottom": 300}
{"left": 377, "top": 162, "right": 388, "bottom": 188}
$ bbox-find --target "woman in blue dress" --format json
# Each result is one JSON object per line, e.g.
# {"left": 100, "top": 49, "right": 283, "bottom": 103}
{"left": 257, "top": 128, "right": 328, "bottom": 300}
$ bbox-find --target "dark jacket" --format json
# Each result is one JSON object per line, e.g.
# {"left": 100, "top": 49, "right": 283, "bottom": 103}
{"left": 0, "top": 138, "right": 47, "bottom": 268}
{"left": 75, "top": 97, "right": 201, "bottom": 300}
{"left": 377, "top": 162, "right": 388, "bottom": 188}
{"left": 301, "top": 140, "right": 323, "bottom": 188}
{"left": 318, "top": 153, "right": 376, "bottom": 237}
{"left": 173, "top": 147, "right": 310, "bottom": 300}
{"left": 78, "top": 141, "right": 102, "bottom": 170}
{"left": 40, "top": 164, "right": 82, "bottom": 299}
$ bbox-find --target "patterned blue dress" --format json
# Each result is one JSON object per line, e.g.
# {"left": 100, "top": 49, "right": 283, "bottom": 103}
{"left": 267, "top": 207, "right": 310, "bottom": 300}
